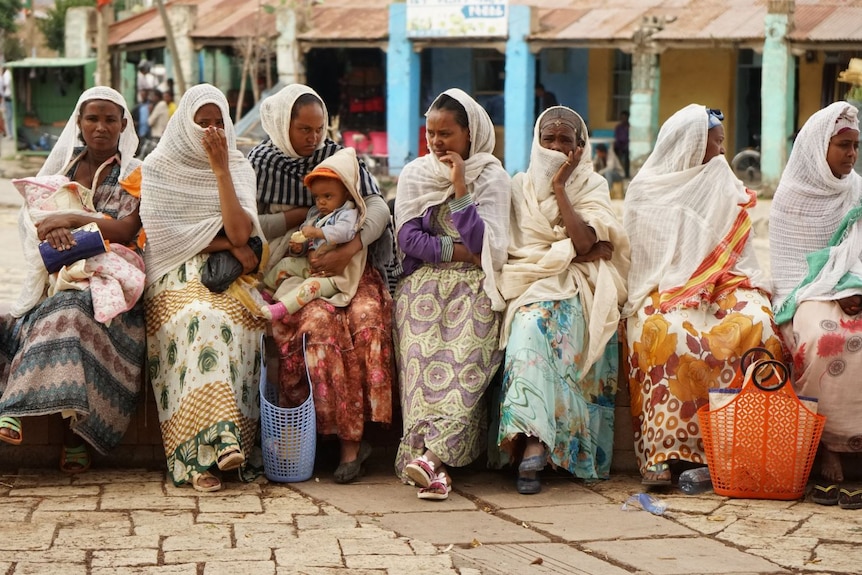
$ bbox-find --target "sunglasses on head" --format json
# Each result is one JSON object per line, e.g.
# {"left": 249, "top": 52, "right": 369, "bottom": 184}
{"left": 707, "top": 108, "right": 724, "bottom": 121}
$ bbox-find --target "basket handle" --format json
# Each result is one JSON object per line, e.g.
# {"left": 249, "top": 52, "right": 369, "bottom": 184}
{"left": 301, "top": 332, "right": 313, "bottom": 396}
{"left": 750, "top": 359, "right": 789, "bottom": 392}
{"left": 740, "top": 347, "right": 774, "bottom": 373}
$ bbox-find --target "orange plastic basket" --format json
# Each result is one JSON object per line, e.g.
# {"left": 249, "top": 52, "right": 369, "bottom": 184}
{"left": 699, "top": 359, "right": 825, "bottom": 500}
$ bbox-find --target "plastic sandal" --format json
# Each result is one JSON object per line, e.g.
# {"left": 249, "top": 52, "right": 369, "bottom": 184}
{"left": 812, "top": 481, "right": 840, "bottom": 506}
{"left": 191, "top": 471, "right": 222, "bottom": 493}
{"left": 0, "top": 416, "right": 22, "bottom": 446}
{"left": 641, "top": 462, "right": 672, "bottom": 486}
{"left": 418, "top": 472, "right": 451, "bottom": 501}
{"left": 59, "top": 444, "right": 91, "bottom": 474}
{"left": 405, "top": 455, "right": 436, "bottom": 488}
{"left": 216, "top": 447, "right": 246, "bottom": 472}
{"left": 839, "top": 486, "right": 862, "bottom": 510}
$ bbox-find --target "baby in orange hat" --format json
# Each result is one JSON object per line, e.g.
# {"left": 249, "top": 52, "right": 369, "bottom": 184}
{"left": 261, "top": 147, "right": 367, "bottom": 321}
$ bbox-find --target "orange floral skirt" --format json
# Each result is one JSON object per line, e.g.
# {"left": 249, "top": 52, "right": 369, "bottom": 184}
{"left": 624, "top": 288, "right": 785, "bottom": 474}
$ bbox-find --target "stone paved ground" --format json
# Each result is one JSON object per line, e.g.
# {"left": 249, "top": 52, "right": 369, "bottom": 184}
{"left": 1, "top": 140, "right": 860, "bottom": 574}
{"left": 1, "top": 462, "right": 861, "bottom": 574}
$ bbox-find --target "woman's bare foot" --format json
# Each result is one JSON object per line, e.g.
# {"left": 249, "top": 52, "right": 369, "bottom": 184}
{"left": 821, "top": 448, "right": 844, "bottom": 483}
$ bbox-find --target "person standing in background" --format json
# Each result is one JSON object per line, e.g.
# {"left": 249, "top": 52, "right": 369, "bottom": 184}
{"left": 2, "top": 66, "right": 13, "bottom": 141}
{"left": 148, "top": 89, "right": 169, "bottom": 140}
{"left": 136, "top": 61, "right": 157, "bottom": 103}
{"left": 613, "top": 110, "right": 630, "bottom": 177}
{"left": 535, "top": 84, "right": 558, "bottom": 118}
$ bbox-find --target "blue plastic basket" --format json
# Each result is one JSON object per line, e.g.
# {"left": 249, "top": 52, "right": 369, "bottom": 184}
{"left": 259, "top": 335, "right": 316, "bottom": 482}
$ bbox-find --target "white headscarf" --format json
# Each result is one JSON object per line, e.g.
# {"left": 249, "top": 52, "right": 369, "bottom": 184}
{"left": 140, "top": 84, "right": 262, "bottom": 285}
{"left": 622, "top": 103, "right": 767, "bottom": 316}
{"left": 770, "top": 102, "right": 862, "bottom": 318}
{"left": 39, "top": 86, "right": 139, "bottom": 180}
{"left": 259, "top": 83, "right": 329, "bottom": 157}
{"left": 394, "top": 88, "right": 510, "bottom": 311}
{"left": 498, "top": 107, "right": 630, "bottom": 366}
{"left": 13, "top": 87, "right": 139, "bottom": 318}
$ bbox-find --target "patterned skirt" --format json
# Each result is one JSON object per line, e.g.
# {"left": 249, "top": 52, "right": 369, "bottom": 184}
{"left": 783, "top": 300, "right": 862, "bottom": 453}
{"left": 270, "top": 265, "right": 393, "bottom": 441}
{"left": 496, "top": 296, "right": 618, "bottom": 480}
{"left": 624, "top": 288, "right": 784, "bottom": 473}
{"left": 0, "top": 290, "right": 145, "bottom": 454}
{"left": 394, "top": 262, "right": 503, "bottom": 480}
{"left": 145, "top": 257, "right": 265, "bottom": 485}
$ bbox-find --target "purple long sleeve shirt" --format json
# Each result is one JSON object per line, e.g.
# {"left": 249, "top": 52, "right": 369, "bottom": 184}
{"left": 398, "top": 194, "right": 485, "bottom": 277}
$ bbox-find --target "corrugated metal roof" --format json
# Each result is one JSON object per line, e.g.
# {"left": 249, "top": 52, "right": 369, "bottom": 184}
{"left": 6, "top": 57, "right": 96, "bottom": 68}
{"left": 192, "top": 0, "right": 277, "bottom": 40}
{"left": 789, "top": 5, "right": 862, "bottom": 42}
{"left": 297, "top": 1, "right": 391, "bottom": 42}
{"left": 109, "top": 0, "right": 862, "bottom": 49}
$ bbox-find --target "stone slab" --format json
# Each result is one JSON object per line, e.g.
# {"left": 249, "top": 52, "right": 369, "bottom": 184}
{"left": 203, "top": 561, "right": 276, "bottom": 575}
{"left": 290, "top": 474, "right": 476, "bottom": 513}
{"left": 378, "top": 510, "right": 549, "bottom": 546}
{"left": 454, "top": 469, "right": 608, "bottom": 509}
{"left": 452, "top": 542, "right": 632, "bottom": 575}
{"left": 161, "top": 524, "right": 233, "bottom": 551}
{"left": 586, "top": 536, "right": 788, "bottom": 574}
{"left": 91, "top": 566, "right": 197, "bottom": 575}
{"left": 502, "top": 503, "right": 694, "bottom": 541}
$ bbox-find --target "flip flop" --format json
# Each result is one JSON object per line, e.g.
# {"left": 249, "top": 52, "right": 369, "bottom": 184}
{"left": 812, "top": 481, "right": 839, "bottom": 506}
{"left": 839, "top": 486, "right": 862, "bottom": 510}
{"left": 59, "top": 444, "right": 91, "bottom": 474}
{"left": 641, "top": 462, "right": 672, "bottom": 486}
{"left": 0, "top": 416, "right": 22, "bottom": 446}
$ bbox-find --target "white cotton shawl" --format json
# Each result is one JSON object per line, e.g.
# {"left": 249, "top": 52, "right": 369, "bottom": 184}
{"left": 622, "top": 103, "right": 767, "bottom": 317}
{"left": 39, "top": 86, "right": 139, "bottom": 180}
{"left": 498, "top": 107, "right": 630, "bottom": 368}
{"left": 13, "top": 87, "right": 139, "bottom": 318}
{"left": 394, "top": 88, "right": 510, "bottom": 311}
{"left": 770, "top": 102, "right": 862, "bottom": 316}
{"left": 259, "top": 83, "right": 328, "bottom": 157}
{"left": 140, "top": 84, "right": 263, "bottom": 285}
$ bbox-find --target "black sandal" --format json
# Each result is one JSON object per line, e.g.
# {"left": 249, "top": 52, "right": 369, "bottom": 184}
{"left": 839, "top": 486, "right": 862, "bottom": 510}
{"left": 812, "top": 481, "right": 839, "bottom": 506}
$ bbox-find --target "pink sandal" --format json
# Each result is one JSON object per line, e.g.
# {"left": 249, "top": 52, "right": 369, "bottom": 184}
{"left": 405, "top": 455, "right": 436, "bottom": 488}
{"left": 418, "top": 472, "right": 451, "bottom": 501}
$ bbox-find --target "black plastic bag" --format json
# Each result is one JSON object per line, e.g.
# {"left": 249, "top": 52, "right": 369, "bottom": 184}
{"left": 201, "top": 235, "right": 263, "bottom": 293}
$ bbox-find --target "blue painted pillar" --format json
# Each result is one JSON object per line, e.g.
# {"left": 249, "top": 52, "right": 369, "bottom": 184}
{"left": 761, "top": 2, "right": 795, "bottom": 194}
{"left": 504, "top": 5, "right": 535, "bottom": 174}
{"left": 387, "top": 3, "right": 421, "bottom": 175}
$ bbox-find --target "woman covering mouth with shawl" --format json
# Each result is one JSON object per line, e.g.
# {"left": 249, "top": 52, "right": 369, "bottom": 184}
{"left": 0, "top": 86, "right": 144, "bottom": 474}
{"left": 140, "top": 84, "right": 267, "bottom": 493}
{"left": 394, "top": 89, "right": 510, "bottom": 500}
{"left": 247, "top": 84, "right": 393, "bottom": 484}
{"left": 623, "top": 104, "right": 783, "bottom": 486}
{"left": 493, "top": 107, "right": 630, "bottom": 494}
{"left": 770, "top": 102, "right": 862, "bottom": 508}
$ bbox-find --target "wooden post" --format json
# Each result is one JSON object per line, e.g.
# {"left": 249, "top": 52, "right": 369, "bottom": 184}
{"left": 153, "top": 0, "right": 186, "bottom": 98}
{"left": 96, "top": 5, "right": 113, "bottom": 86}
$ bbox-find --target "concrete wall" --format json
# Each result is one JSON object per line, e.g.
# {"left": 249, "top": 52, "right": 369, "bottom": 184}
{"left": 660, "top": 48, "right": 738, "bottom": 152}
{"left": 798, "top": 54, "right": 824, "bottom": 128}
{"left": 587, "top": 48, "right": 615, "bottom": 133}
{"left": 538, "top": 47, "right": 589, "bottom": 119}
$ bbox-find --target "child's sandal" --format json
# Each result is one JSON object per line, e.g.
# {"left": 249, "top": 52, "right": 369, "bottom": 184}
{"left": 418, "top": 472, "right": 451, "bottom": 501}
